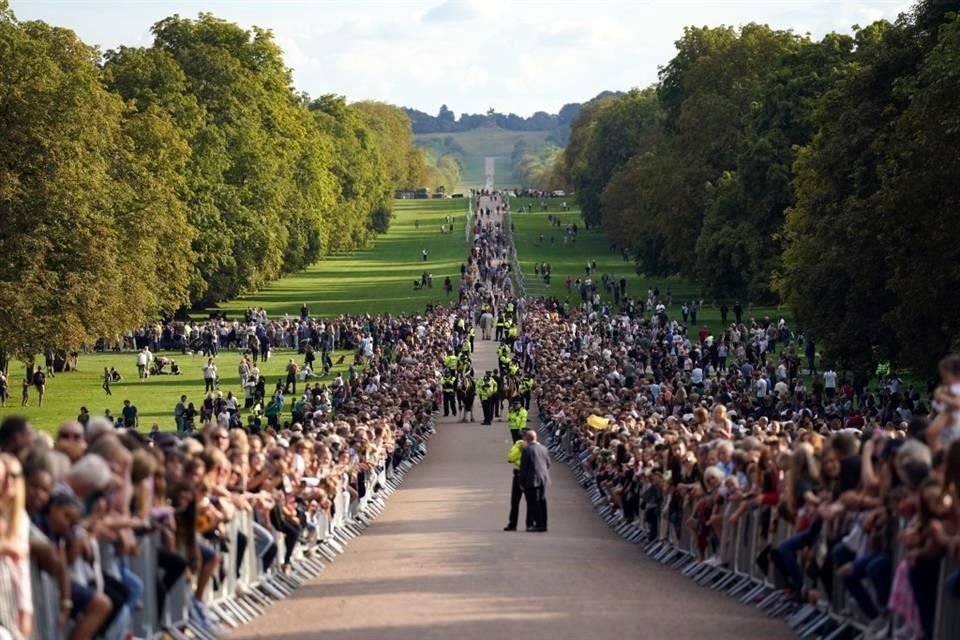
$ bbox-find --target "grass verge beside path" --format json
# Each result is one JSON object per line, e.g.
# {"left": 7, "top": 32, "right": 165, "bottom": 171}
{"left": 509, "top": 197, "right": 789, "bottom": 339}
{"left": 0, "top": 350, "right": 353, "bottom": 432}
{"left": 0, "top": 199, "right": 469, "bottom": 432}
{"left": 216, "top": 199, "right": 469, "bottom": 318}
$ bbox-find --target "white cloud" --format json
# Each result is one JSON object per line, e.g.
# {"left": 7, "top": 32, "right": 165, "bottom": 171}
{"left": 421, "top": 0, "right": 478, "bottom": 23}
{"left": 9, "top": 0, "right": 913, "bottom": 115}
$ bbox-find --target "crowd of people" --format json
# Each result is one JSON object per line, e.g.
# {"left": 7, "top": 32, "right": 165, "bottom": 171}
{"left": 0, "top": 303, "right": 461, "bottom": 640}
{"left": 0, "top": 188, "right": 524, "bottom": 640}
{"left": 101, "top": 311, "right": 391, "bottom": 364}
{"left": 528, "top": 289, "right": 960, "bottom": 640}
{"left": 6, "top": 186, "right": 959, "bottom": 640}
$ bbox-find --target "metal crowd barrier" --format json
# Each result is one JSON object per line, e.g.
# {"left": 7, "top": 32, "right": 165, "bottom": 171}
{"left": 27, "top": 419, "right": 435, "bottom": 639}
{"left": 539, "top": 420, "right": 958, "bottom": 640}
{"left": 934, "top": 557, "right": 960, "bottom": 640}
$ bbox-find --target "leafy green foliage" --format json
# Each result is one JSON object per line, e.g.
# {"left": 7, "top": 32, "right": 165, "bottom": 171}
{"left": 558, "top": 2, "right": 959, "bottom": 373}
{"left": 0, "top": 8, "right": 191, "bottom": 359}
{"left": 0, "top": 5, "right": 422, "bottom": 361}
{"left": 781, "top": 3, "right": 960, "bottom": 373}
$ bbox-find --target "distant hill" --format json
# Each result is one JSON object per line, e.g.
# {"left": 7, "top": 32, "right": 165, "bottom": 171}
{"left": 408, "top": 91, "right": 623, "bottom": 188}
{"left": 404, "top": 91, "right": 623, "bottom": 147}
{"left": 414, "top": 127, "right": 555, "bottom": 188}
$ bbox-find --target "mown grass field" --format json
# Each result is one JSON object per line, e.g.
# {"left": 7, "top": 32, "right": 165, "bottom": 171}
{"left": 415, "top": 127, "right": 554, "bottom": 188}
{"left": 509, "top": 197, "right": 790, "bottom": 340}
{"left": 0, "top": 199, "right": 469, "bottom": 433}
{"left": 214, "top": 199, "right": 469, "bottom": 318}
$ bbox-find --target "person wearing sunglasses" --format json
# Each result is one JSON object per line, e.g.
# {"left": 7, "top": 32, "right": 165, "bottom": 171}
{"left": 55, "top": 422, "right": 87, "bottom": 464}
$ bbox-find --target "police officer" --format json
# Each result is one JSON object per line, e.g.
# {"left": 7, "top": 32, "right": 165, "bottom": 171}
{"left": 468, "top": 324, "right": 475, "bottom": 352}
{"left": 478, "top": 371, "right": 498, "bottom": 425}
{"left": 441, "top": 368, "right": 457, "bottom": 417}
{"left": 504, "top": 437, "right": 525, "bottom": 531}
{"left": 507, "top": 398, "right": 528, "bottom": 442}
{"left": 444, "top": 352, "right": 459, "bottom": 371}
{"left": 518, "top": 373, "right": 535, "bottom": 411}
{"left": 497, "top": 343, "right": 512, "bottom": 374}
{"left": 495, "top": 313, "right": 506, "bottom": 342}
{"left": 493, "top": 369, "right": 505, "bottom": 420}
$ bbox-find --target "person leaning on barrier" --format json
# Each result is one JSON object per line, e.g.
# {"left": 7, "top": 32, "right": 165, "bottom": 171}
{"left": 526, "top": 298, "right": 960, "bottom": 640}
{"left": 0, "top": 306, "right": 458, "bottom": 640}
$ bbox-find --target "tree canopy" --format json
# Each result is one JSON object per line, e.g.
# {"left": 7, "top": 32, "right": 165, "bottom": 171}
{"left": 561, "top": 0, "right": 960, "bottom": 373}
{"left": 0, "top": 4, "right": 423, "bottom": 358}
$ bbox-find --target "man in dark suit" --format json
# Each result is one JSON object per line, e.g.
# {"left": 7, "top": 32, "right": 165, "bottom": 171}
{"left": 519, "top": 429, "right": 551, "bottom": 532}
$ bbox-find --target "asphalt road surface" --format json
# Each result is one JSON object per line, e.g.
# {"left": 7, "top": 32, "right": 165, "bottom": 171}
{"left": 234, "top": 320, "right": 791, "bottom": 640}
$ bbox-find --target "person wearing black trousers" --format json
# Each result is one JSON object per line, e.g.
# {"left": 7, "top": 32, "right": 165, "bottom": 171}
{"left": 504, "top": 439, "right": 525, "bottom": 531}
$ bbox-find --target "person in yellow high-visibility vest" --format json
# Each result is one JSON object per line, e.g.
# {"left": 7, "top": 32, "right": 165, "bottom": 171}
{"left": 518, "top": 373, "right": 535, "bottom": 410}
{"left": 507, "top": 398, "right": 528, "bottom": 442}
{"left": 504, "top": 438, "right": 525, "bottom": 531}
{"left": 441, "top": 369, "right": 457, "bottom": 417}
{"left": 478, "top": 371, "right": 498, "bottom": 425}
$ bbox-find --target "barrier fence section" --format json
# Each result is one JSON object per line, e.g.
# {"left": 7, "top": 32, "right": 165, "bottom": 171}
{"left": 539, "top": 419, "right": 959, "bottom": 640}
{"left": 27, "top": 418, "right": 435, "bottom": 640}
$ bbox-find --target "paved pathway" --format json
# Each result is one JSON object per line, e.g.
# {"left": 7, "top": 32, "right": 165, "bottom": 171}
{"left": 234, "top": 194, "right": 791, "bottom": 640}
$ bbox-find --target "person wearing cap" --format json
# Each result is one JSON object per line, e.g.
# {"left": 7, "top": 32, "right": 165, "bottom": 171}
{"left": 504, "top": 438, "right": 525, "bottom": 531}
{"left": 478, "top": 372, "right": 498, "bottom": 425}
{"left": 440, "top": 369, "right": 457, "bottom": 417}
{"left": 518, "top": 372, "right": 536, "bottom": 411}
{"left": 507, "top": 398, "right": 528, "bottom": 443}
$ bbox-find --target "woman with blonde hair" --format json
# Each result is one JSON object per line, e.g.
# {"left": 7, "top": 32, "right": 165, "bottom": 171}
{"left": 709, "top": 404, "right": 732, "bottom": 435}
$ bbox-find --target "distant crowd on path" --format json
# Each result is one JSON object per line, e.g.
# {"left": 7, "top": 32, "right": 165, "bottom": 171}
{"left": 0, "top": 302, "right": 462, "bottom": 640}
{"left": 525, "top": 285, "right": 960, "bottom": 640}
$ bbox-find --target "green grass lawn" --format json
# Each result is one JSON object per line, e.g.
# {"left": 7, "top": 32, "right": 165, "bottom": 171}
{"left": 213, "top": 198, "right": 469, "bottom": 318}
{"left": 509, "top": 197, "right": 790, "bottom": 340}
{"left": 0, "top": 349, "right": 354, "bottom": 432}
{"left": 1, "top": 199, "right": 469, "bottom": 433}
{"left": 414, "top": 127, "right": 554, "bottom": 188}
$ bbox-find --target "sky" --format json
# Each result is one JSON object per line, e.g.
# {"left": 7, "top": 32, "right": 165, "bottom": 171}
{"left": 9, "top": 0, "right": 912, "bottom": 117}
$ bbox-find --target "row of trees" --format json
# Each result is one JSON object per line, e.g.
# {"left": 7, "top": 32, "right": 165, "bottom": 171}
{"left": 404, "top": 91, "right": 623, "bottom": 144}
{"left": 555, "top": 0, "right": 959, "bottom": 373}
{"left": 0, "top": 5, "right": 429, "bottom": 360}
{"left": 511, "top": 140, "right": 563, "bottom": 189}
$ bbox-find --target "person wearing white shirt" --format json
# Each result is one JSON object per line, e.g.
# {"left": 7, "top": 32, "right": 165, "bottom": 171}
{"left": 774, "top": 380, "right": 790, "bottom": 400}
{"left": 824, "top": 369, "right": 838, "bottom": 399}
{"left": 691, "top": 366, "right": 704, "bottom": 386}
{"left": 136, "top": 348, "right": 149, "bottom": 380}
{"left": 755, "top": 376, "right": 768, "bottom": 399}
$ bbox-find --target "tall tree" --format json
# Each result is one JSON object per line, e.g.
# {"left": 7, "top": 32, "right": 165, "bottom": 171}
{"left": 0, "top": 4, "right": 190, "bottom": 360}
{"left": 575, "top": 89, "right": 658, "bottom": 228}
